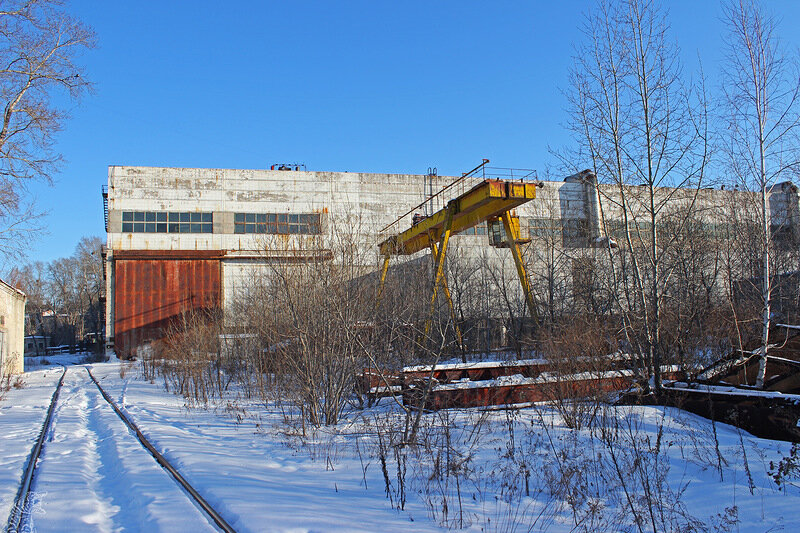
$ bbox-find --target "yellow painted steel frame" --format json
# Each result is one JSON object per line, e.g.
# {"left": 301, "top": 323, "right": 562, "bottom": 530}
{"left": 375, "top": 178, "right": 538, "bottom": 345}
{"left": 378, "top": 180, "right": 537, "bottom": 257}
{"left": 426, "top": 230, "right": 464, "bottom": 351}
{"left": 375, "top": 254, "right": 391, "bottom": 306}
{"left": 501, "top": 211, "right": 537, "bottom": 320}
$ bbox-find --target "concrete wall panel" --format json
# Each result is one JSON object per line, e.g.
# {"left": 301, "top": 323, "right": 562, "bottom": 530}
{"left": 0, "top": 281, "right": 25, "bottom": 375}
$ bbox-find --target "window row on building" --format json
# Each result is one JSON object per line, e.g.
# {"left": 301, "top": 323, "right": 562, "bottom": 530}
{"left": 121, "top": 211, "right": 214, "bottom": 234}
{"left": 460, "top": 223, "right": 487, "bottom": 236}
{"left": 233, "top": 213, "right": 321, "bottom": 234}
{"left": 527, "top": 217, "right": 588, "bottom": 240}
{"left": 603, "top": 219, "right": 749, "bottom": 241}
{"left": 120, "top": 211, "right": 323, "bottom": 235}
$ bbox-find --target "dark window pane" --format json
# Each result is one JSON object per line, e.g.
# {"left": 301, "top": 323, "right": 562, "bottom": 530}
{"left": 122, "top": 212, "right": 133, "bottom": 222}
{"left": 245, "top": 223, "right": 255, "bottom": 233}
{"left": 191, "top": 212, "right": 202, "bottom": 222}
{"left": 156, "top": 223, "right": 167, "bottom": 232}
{"left": 180, "top": 212, "right": 190, "bottom": 222}
{"left": 245, "top": 213, "right": 255, "bottom": 223}
{"left": 145, "top": 223, "right": 156, "bottom": 233}
{"left": 277, "top": 223, "right": 288, "bottom": 234}
{"left": 202, "top": 223, "right": 213, "bottom": 233}
{"left": 278, "top": 214, "right": 287, "bottom": 223}
{"left": 180, "top": 223, "right": 190, "bottom": 233}
{"left": 191, "top": 223, "right": 202, "bottom": 232}
{"left": 234, "top": 225, "right": 244, "bottom": 234}
{"left": 168, "top": 223, "right": 179, "bottom": 233}
{"left": 134, "top": 222, "right": 144, "bottom": 232}
{"left": 289, "top": 224, "right": 299, "bottom": 234}
{"left": 122, "top": 222, "right": 133, "bottom": 232}
{"left": 202, "top": 212, "right": 212, "bottom": 222}
{"left": 256, "top": 214, "right": 266, "bottom": 223}
{"left": 234, "top": 213, "right": 245, "bottom": 223}
{"left": 145, "top": 212, "right": 156, "bottom": 222}
{"left": 256, "top": 224, "right": 266, "bottom": 233}
{"left": 169, "top": 212, "right": 180, "bottom": 222}
{"left": 133, "top": 212, "right": 145, "bottom": 222}
{"left": 298, "top": 224, "right": 308, "bottom": 234}
{"left": 267, "top": 223, "right": 277, "bottom": 233}
{"left": 288, "top": 214, "right": 298, "bottom": 223}
{"left": 268, "top": 214, "right": 276, "bottom": 222}
{"left": 156, "top": 212, "right": 167, "bottom": 222}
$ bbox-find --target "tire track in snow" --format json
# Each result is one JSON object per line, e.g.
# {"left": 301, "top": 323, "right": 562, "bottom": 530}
{"left": 87, "top": 368, "right": 236, "bottom": 533}
{"left": 31, "top": 369, "right": 118, "bottom": 531}
{"left": 85, "top": 381, "right": 161, "bottom": 531}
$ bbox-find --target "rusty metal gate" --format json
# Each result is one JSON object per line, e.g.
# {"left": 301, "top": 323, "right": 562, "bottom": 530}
{"left": 113, "top": 250, "right": 222, "bottom": 358}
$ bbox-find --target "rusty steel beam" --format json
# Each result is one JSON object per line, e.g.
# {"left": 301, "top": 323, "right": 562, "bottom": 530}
{"left": 113, "top": 250, "right": 225, "bottom": 260}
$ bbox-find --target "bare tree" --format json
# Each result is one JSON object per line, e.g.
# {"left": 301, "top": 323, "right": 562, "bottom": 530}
{"left": 9, "top": 235, "right": 103, "bottom": 348}
{"left": 73, "top": 236, "right": 104, "bottom": 344}
{"left": 0, "top": 0, "right": 94, "bottom": 258}
{"left": 721, "top": 0, "right": 800, "bottom": 387}
{"left": 564, "top": 0, "right": 709, "bottom": 392}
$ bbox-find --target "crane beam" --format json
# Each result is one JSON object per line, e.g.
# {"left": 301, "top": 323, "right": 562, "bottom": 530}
{"left": 378, "top": 179, "right": 537, "bottom": 257}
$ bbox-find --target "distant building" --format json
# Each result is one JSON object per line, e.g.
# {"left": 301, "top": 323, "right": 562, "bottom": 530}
{"left": 24, "top": 335, "right": 50, "bottom": 357}
{"left": 0, "top": 280, "right": 26, "bottom": 375}
{"left": 103, "top": 165, "right": 800, "bottom": 359}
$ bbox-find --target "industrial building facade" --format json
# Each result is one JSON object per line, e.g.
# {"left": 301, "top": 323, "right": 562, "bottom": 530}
{"left": 104, "top": 165, "right": 800, "bottom": 358}
{"left": 0, "top": 279, "right": 26, "bottom": 375}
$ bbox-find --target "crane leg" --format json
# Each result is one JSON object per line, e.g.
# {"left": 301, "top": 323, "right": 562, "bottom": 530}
{"left": 423, "top": 205, "right": 455, "bottom": 341}
{"left": 430, "top": 242, "right": 465, "bottom": 354}
{"left": 501, "top": 211, "right": 537, "bottom": 321}
{"left": 374, "top": 254, "right": 391, "bottom": 309}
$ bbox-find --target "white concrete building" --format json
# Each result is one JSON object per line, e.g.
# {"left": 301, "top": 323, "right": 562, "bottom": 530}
{"left": 104, "top": 165, "right": 800, "bottom": 357}
{"left": 0, "top": 279, "right": 26, "bottom": 375}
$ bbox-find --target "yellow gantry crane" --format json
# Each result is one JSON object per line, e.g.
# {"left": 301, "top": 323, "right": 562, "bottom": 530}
{"left": 376, "top": 166, "right": 538, "bottom": 349}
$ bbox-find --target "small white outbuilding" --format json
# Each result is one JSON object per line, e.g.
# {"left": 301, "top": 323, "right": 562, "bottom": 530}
{"left": 0, "top": 279, "right": 26, "bottom": 375}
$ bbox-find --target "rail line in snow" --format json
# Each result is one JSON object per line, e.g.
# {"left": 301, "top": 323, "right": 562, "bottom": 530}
{"left": 6, "top": 367, "right": 236, "bottom": 532}
{"left": 86, "top": 367, "right": 236, "bottom": 533}
{"left": 5, "top": 367, "right": 67, "bottom": 533}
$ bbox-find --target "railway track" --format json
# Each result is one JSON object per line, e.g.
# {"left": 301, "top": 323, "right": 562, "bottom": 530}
{"left": 5, "top": 367, "right": 66, "bottom": 533}
{"left": 5, "top": 367, "right": 236, "bottom": 533}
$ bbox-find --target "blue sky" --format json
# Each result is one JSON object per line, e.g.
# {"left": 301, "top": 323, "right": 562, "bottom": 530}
{"left": 21, "top": 0, "right": 800, "bottom": 266}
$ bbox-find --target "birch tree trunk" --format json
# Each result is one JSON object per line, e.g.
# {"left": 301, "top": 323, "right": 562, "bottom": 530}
{"left": 721, "top": 0, "right": 800, "bottom": 388}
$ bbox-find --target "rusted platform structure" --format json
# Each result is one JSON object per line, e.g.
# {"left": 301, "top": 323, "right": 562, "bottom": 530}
{"left": 356, "top": 358, "right": 685, "bottom": 410}
{"left": 401, "top": 359, "right": 683, "bottom": 411}
{"left": 657, "top": 382, "right": 800, "bottom": 442}
{"left": 403, "top": 371, "right": 637, "bottom": 411}
{"left": 403, "top": 359, "right": 550, "bottom": 383}
{"left": 643, "top": 324, "right": 800, "bottom": 441}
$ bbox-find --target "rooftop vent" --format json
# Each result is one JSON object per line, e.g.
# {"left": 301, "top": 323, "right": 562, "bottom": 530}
{"left": 270, "top": 163, "right": 306, "bottom": 171}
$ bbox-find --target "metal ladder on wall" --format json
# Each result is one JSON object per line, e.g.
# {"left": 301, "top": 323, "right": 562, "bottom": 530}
{"left": 102, "top": 186, "right": 109, "bottom": 231}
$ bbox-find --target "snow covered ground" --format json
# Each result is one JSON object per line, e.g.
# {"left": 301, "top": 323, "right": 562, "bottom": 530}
{"left": 2, "top": 357, "right": 800, "bottom": 532}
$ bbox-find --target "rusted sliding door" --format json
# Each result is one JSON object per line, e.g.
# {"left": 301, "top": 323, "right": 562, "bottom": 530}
{"left": 113, "top": 250, "right": 221, "bottom": 358}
